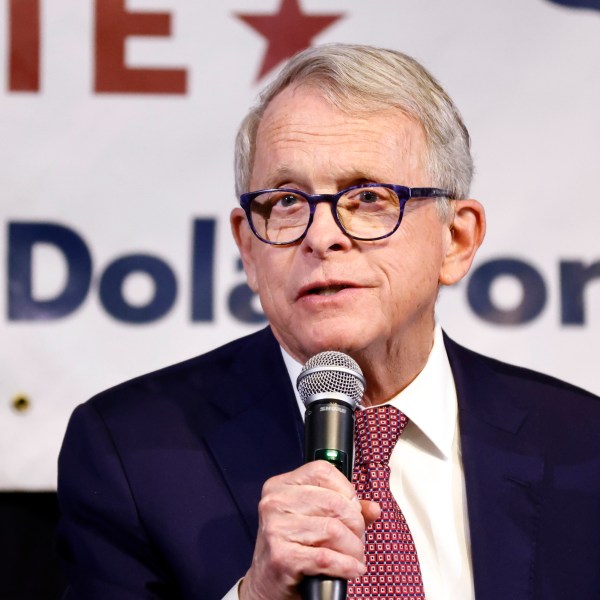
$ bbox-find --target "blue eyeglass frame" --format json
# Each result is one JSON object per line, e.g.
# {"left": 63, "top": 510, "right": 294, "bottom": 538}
{"left": 239, "top": 183, "right": 453, "bottom": 245}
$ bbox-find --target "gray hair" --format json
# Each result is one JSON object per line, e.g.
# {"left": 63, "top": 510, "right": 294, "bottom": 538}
{"left": 234, "top": 44, "right": 474, "bottom": 217}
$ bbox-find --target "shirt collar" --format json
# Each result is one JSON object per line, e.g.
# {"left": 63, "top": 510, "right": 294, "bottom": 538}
{"left": 388, "top": 326, "right": 456, "bottom": 460}
{"left": 280, "top": 325, "right": 456, "bottom": 460}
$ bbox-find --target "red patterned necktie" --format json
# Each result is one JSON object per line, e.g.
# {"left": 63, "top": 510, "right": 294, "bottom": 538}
{"left": 347, "top": 405, "right": 426, "bottom": 599}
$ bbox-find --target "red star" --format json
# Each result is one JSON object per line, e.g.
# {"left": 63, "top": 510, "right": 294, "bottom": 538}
{"left": 236, "top": 0, "right": 344, "bottom": 82}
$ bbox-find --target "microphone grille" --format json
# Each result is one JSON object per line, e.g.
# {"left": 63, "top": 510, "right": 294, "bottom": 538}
{"left": 297, "top": 351, "right": 365, "bottom": 408}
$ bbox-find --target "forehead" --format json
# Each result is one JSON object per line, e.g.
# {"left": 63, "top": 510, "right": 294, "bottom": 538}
{"left": 251, "top": 85, "right": 428, "bottom": 189}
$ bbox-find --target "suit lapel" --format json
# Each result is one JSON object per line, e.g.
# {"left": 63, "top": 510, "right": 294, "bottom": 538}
{"left": 445, "top": 335, "right": 543, "bottom": 600}
{"left": 202, "top": 328, "right": 304, "bottom": 541}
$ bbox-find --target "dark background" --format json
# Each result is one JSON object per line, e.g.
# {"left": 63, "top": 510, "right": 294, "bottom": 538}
{"left": 0, "top": 493, "right": 66, "bottom": 599}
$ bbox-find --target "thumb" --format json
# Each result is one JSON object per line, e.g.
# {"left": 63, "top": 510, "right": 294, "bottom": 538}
{"left": 360, "top": 499, "right": 381, "bottom": 528}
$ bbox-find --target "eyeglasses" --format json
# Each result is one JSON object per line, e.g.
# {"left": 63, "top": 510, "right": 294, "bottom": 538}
{"left": 239, "top": 183, "right": 452, "bottom": 245}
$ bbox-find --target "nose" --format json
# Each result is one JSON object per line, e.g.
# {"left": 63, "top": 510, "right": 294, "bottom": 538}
{"left": 301, "top": 201, "right": 352, "bottom": 255}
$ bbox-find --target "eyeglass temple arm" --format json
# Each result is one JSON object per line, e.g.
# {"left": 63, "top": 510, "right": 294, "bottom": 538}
{"left": 409, "top": 187, "right": 454, "bottom": 199}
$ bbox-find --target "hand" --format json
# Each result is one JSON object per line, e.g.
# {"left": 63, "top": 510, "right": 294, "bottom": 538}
{"left": 239, "top": 460, "right": 380, "bottom": 600}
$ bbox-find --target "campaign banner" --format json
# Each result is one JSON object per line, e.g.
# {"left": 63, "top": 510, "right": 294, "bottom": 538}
{"left": 1, "top": 0, "right": 598, "bottom": 489}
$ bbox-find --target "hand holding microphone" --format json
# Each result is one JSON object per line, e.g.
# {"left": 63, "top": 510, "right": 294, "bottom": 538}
{"left": 297, "top": 351, "right": 366, "bottom": 600}
{"left": 239, "top": 351, "right": 380, "bottom": 600}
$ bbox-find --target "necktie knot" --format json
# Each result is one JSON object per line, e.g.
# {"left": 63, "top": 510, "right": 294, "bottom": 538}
{"left": 354, "top": 404, "right": 408, "bottom": 466}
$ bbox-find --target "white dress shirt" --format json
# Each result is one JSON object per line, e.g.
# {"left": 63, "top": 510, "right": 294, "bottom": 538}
{"left": 224, "top": 326, "right": 474, "bottom": 600}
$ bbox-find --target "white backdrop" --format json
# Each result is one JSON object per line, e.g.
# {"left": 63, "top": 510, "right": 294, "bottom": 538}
{"left": 1, "top": 0, "right": 599, "bottom": 490}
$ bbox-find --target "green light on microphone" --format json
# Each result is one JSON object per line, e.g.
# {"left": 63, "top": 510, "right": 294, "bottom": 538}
{"left": 314, "top": 448, "right": 349, "bottom": 476}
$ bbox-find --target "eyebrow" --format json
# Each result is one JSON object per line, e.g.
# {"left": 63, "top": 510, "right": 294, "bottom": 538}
{"left": 261, "top": 165, "right": 380, "bottom": 190}
{"left": 261, "top": 165, "right": 300, "bottom": 189}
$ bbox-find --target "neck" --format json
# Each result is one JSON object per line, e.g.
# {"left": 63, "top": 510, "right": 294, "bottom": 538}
{"left": 352, "top": 319, "right": 436, "bottom": 407}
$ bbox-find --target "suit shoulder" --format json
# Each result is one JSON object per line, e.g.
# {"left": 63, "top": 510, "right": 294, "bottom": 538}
{"left": 83, "top": 327, "right": 277, "bottom": 421}
{"left": 444, "top": 332, "right": 599, "bottom": 405}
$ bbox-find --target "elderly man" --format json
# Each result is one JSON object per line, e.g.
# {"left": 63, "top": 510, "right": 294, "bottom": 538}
{"left": 57, "top": 44, "right": 600, "bottom": 600}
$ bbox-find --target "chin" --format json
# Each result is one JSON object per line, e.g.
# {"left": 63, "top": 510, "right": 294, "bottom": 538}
{"left": 296, "top": 326, "right": 369, "bottom": 361}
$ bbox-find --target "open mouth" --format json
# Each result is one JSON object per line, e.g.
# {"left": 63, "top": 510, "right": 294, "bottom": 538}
{"left": 305, "top": 285, "right": 350, "bottom": 296}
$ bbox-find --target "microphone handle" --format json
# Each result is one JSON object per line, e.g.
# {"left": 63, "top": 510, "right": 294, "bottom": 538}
{"left": 299, "top": 576, "right": 346, "bottom": 600}
{"left": 301, "top": 398, "right": 355, "bottom": 600}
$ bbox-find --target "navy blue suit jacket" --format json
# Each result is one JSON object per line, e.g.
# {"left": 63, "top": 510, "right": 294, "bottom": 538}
{"left": 57, "top": 327, "right": 600, "bottom": 599}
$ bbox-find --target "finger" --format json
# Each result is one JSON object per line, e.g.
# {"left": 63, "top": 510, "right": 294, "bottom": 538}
{"left": 269, "top": 513, "right": 366, "bottom": 562}
{"left": 265, "top": 460, "right": 357, "bottom": 500}
{"left": 360, "top": 499, "right": 381, "bottom": 527}
{"left": 244, "top": 523, "right": 366, "bottom": 598}
{"left": 265, "top": 537, "right": 366, "bottom": 583}
{"left": 259, "top": 483, "right": 365, "bottom": 538}
{"left": 297, "top": 545, "right": 367, "bottom": 580}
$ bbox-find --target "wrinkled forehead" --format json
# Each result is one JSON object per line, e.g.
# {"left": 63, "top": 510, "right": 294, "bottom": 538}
{"left": 252, "top": 84, "right": 429, "bottom": 188}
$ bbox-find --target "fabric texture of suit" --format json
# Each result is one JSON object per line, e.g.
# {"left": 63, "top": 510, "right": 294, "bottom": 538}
{"left": 56, "top": 326, "right": 600, "bottom": 599}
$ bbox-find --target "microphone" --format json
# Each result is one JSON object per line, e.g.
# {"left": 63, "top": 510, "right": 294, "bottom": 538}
{"left": 296, "top": 351, "right": 366, "bottom": 600}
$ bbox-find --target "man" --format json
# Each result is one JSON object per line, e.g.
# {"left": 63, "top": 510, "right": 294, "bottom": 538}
{"left": 57, "top": 44, "right": 600, "bottom": 599}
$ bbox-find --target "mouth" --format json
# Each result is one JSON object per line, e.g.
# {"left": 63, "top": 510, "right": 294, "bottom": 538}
{"left": 299, "top": 283, "right": 355, "bottom": 298}
{"left": 307, "top": 285, "right": 349, "bottom": 296}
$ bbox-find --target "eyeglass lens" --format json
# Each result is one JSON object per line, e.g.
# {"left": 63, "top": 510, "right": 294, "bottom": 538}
{"left": 249, "top": 186, "right": 401, "bottom": 243}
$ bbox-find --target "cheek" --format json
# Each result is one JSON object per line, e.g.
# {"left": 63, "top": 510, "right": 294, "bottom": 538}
{"left": 402, "top": 215, "right": 447, "bottom": 274}
{"left": 377, "top": 238, "right": 444, "bottom": 304}
{"left": 253, "top": 252, "right": 293, "bottom": 305}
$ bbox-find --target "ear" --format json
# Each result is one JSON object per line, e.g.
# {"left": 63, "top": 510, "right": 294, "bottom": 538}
{"left": 439, "top": 199, "right": 486, "bottom": 286}
{"left": 230, "top": 207, "right": 259, "bottom": 292}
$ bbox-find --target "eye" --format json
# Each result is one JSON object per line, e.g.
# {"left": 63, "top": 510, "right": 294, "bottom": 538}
{"left": 358, "top": 190, "right": 380, "bottom": 203}
{"left": 345, "top": 187, "right": 386, "bottom": 206}
{"left": 278, "top": 194, "right": 299, "bottom": 208}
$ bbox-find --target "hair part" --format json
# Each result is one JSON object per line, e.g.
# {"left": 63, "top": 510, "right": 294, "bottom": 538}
{"left": 234, "top": 44, "right": 474, "bottom": 220}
